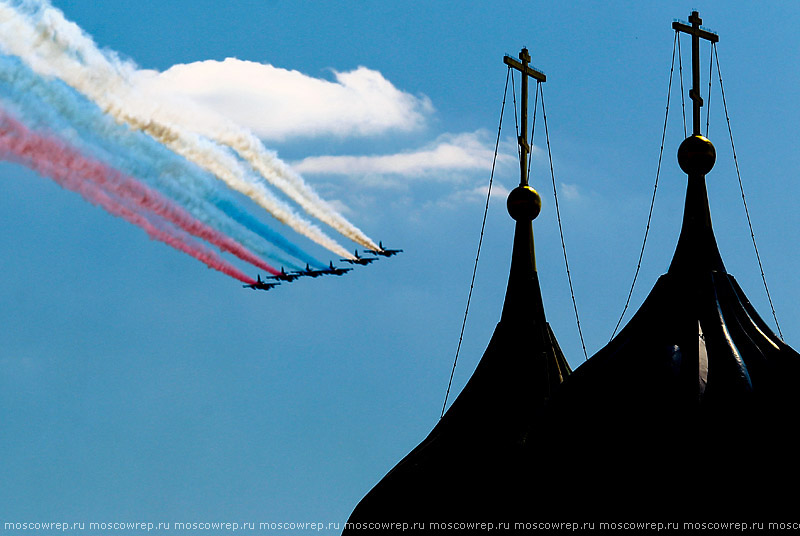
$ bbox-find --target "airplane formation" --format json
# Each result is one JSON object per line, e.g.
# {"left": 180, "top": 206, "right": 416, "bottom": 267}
{"left": 243, "top": 242, "right": 402, "bottom": 291}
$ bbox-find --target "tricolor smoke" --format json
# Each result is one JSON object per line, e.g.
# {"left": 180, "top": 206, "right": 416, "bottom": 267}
{"left": 0, "top": 0, "right": 376, "bottom": 258}
{"left": 0, "top": 54, "right": 324, "bottom": 271}
{"left": 0, "top": 108, "right": 259, "bottom": 284}
{"left": 0, "top": 0, "right": 382, "bottom": 282}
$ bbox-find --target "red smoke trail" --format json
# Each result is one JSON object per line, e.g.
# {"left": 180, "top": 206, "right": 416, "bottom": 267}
{"left": 0, "top": 108, "right": 258, "bottom": 284}
{"left": 0, "top": 108, "right": 279, "bottom": 276}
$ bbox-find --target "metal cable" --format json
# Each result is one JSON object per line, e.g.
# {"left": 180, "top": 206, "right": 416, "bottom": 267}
{"left": 706, "top": 42, "right": 713, "bottom": 136}
{"left": 441, "top": 67, "right": 511, "bottom": 418}
{"left": 610, "top": 32, "right": 677, "bottom": 339}
{"left": 511, "top": 69, "right": 520, "bottom": 157}
{"left": 540, "top": 84, "right": 588, "bottom": 360}
{"left": 677, "top": 33, "right": 688, "bottom": 138}
{"left": 526, "top": 80, "right": 539, "bottom": 179}
{"left": 713, "top": 43, "right": 784, "bottom": 340}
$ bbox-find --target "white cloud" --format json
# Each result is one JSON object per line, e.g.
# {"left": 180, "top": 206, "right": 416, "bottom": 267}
{"left": 465, "top": 182, "right": 511, "bottom": 202}
{"left": 466, "top": 182, "right": 511, "bottom": 201}
{"left": 560, "top": 182, "right": 581, "bottom": 201}
{"left": 292, "top": 131, "right": 515, "bottom": 179}
{"left": 426, "top": 182, "right": 511, "bottom": 212}
{"left": 145, "top": 58, "right": 433, "bottom": 140}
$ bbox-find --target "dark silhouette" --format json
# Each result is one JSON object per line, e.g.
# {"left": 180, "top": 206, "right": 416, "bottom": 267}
{"left": 242, "top": 274, "right": 279, "bottom": 291}
{"left": 346, "top": 13, "right": 800, "bottom": 527}
{"left": 341, "top": 250, "right": 377, "bottom": 265}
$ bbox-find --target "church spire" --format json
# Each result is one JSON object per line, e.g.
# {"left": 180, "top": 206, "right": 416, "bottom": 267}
{"left": 501, "top": 48, "right": 546, "bottom": 323}
{"left": 546, "top": 12, "right": 800, "bottom": 519}
{"left": 344, "top": 47, "right": 570, "bottom": 528}
{"left": 669, "top": 12, "right": 723, "bottom": 275}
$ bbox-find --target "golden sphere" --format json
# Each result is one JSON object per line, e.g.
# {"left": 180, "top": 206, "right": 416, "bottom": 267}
{"left": 507, "top": 185, "right": 542, "bottom": 221}
{"left": 677, "top": 135, "right": 716, "bottom": 175}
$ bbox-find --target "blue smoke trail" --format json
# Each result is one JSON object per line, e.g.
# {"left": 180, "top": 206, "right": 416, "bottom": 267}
{"left": 215, "top": 199, "right": 327, "bottom": 269}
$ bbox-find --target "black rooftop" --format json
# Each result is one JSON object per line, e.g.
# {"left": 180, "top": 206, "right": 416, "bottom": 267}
{"left": 345, "top": 184, "right": 571, "bottom": 526}
{"left": 345, "top": 17, "right": 800, "bottom": 523}
{"left": 545, "top": 133, "right": 800, "bottom": 518}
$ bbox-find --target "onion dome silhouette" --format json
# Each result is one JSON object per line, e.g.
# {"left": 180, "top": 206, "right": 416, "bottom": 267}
{"left": 345, "top": 50, "right": 571, "bottom": 527}
{"left": 545, "top": 12, "right": 800, "bottom": 519}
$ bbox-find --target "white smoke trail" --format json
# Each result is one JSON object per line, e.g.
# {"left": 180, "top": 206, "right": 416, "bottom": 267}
{"left": 136, "top": 66, "right": 379, "bottom": 249}
{"left": 193, "top": 123, "right": 379, "bottom": 250}
{"left": 0, "top": 0, "right": 358, "bottom": 258}
{"left": 6, "top": 0, "right": 377, "bottom": 250}
{"left": 0, "top": 53, "right": 315, "bottom": 269}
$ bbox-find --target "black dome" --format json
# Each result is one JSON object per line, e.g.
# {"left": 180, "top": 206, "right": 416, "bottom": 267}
{"left": 345, "top": 209, "right": 571, "bottom": 527}
{"left": 544, "top": 137, "right": 800, "bottom": 518}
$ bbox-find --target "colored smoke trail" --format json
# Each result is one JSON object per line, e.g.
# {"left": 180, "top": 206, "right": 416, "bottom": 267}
{"left": 0, "top": 53, "right": 315, "bottom": 271}
{"left": 0, "top": 107, "right": 266, "bottom": 282}
{"left": 151, "top": 100, "right": 380, "bottom": 250}
{"left": 0, "top": 0, "right": 368, "bottom": 257}
{"left": 121, "top": 113, "right": 353, "bottom": 259}
{"left": 214, "top": 199, "right": 326, "bottom": 270}
{"left": 212, "top": 133, "right": 378, "bottom": 250}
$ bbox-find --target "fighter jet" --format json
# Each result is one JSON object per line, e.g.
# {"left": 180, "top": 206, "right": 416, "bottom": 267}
{"left": 321, "top": 261, "right": 352, "bottom": 276}
{"left": 365, "top": 241, "right": 403, "bottom": 257}
{"left": 267, "top": 267, "right": 301, "bottom": 282}
{"left": 292, "top": 264, "right": 326, "bottom": 278}
{"left": 341, "top": 250, "right": 377, "bottom": 265}
{"left": 243, "top": 275, "right": 280, "bottom": 291}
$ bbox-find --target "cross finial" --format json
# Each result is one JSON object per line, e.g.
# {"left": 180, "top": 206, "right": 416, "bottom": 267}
{"left": 673, "top": 11, "right": 719, "bottom": 135}
{"left": 503, "top": 48, "right": 546, "bottom": 187}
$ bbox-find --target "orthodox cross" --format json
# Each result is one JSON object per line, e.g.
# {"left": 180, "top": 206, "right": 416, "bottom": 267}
{"left": 504, "top": 48, "right": 546, "bottom": 187}
{"left": 672, "top": 11, "right": 719, "bottom": 136}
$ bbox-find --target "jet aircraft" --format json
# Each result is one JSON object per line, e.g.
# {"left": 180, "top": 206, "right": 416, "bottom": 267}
{"left": 322, "top": 261, "right": 352, "bottom": 276}
{"left": 341, "top": 250, "right": 377, "bottom": 265}
{"left": 293, "top": 264, "right": 326, "bottom": 278}
{"left": 268, "top": 267, "right": 301, "bottom": 282}
{"left": 365, "top": 241, "right": 403, "bottom": 257}
{"left": 243, "top": 275, "right": 280, "bottom": 291}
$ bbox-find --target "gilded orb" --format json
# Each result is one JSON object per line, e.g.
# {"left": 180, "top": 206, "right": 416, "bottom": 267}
{"left": 507, "top": 185, "right": 542, "bottom": 221}
{"left": 677, "top": 134, "right": 716, "bottom": 176}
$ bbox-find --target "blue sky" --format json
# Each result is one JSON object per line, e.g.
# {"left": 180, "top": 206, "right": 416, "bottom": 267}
{"left": 2, "top": 1, "right": 799, "bottom": 531}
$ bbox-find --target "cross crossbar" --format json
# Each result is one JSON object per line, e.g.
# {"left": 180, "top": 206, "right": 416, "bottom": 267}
{"left": 503, "top": 55, "right": 547, "bottom": 83}
{"left": 672, "top": 21, "right": 719, "bottom": 44}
